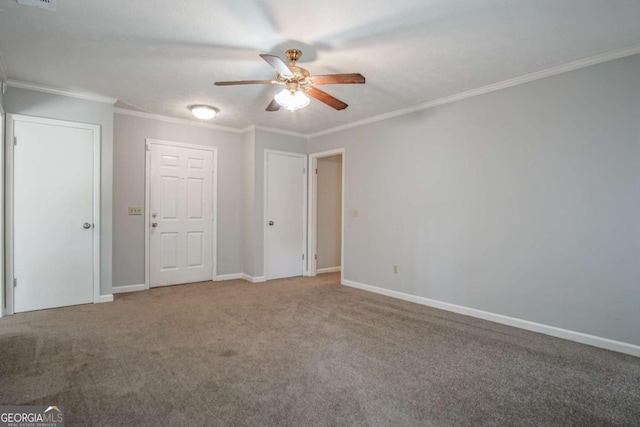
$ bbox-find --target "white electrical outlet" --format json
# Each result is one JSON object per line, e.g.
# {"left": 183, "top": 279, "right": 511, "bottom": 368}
{"left": 128, "top": 206, "right": 143, "bottom": 215}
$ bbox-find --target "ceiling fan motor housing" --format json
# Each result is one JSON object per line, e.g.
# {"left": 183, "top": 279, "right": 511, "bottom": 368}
{"left": 285, "top": 49, "right": 303, "bottom": 64}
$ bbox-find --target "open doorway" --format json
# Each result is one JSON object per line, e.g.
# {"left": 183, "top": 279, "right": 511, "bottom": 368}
{"left": 308, "top": 149, "right": 344, "bottom": 278}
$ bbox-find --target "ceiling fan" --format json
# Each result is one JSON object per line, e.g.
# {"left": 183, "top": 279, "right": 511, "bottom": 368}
{"left": 214, "top": 49, "right": 365, "bottom": 112}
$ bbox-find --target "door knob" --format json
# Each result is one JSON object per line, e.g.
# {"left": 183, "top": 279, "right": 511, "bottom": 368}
{"left": 151, "top": 222, "right": 158, "bottom": 228}
{"left": 268, "top": 221, "right": 274, "bottom": 226}
{"left": 83, "top": 223, "right": 92, "bottom": 229}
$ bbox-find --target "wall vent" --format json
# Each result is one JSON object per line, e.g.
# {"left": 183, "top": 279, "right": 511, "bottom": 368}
{"left": 16, "top": 0, "right": 57, "bottom": 11}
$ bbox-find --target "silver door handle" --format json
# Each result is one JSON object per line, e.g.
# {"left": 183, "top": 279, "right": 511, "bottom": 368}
{"left": 83, "top": 223, "right": 92, "bottom": 229}
{"left": 151, "top": 222, "right": 158, "bottom": 228}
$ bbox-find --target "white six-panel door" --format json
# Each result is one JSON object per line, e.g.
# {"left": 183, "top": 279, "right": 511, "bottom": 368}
{"left": 10, "top": 115, "right": 99, "bottom": 313}
{"left": 149, "top": 141, "right": 215, "bottom": 287}
{"left": 265, "top": 151, "right": 306, "bottom": 280}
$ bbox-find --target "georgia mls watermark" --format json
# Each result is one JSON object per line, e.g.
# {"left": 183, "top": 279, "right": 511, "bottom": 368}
{"left": 0, "top": 406, "right": 64, "bottom": 427}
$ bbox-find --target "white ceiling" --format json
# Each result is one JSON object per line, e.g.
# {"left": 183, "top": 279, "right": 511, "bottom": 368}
{"left": 1, "top": 0, "right": 640, "bottom": 134}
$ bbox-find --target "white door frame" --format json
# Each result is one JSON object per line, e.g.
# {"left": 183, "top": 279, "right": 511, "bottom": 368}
{"left": 144, "top": 138, "right": 218, "bottom": 289}
{"left": 307, "top": 148, "right": 345, "bottom": 281}
{"left": 5, "top": 113, "right": 102, "bottom": 315}
{"left": 263, "top": 149, "right": 308, "bottom": 280}
{"left": 0, "top": 103, "right": 4, "bottom": 318}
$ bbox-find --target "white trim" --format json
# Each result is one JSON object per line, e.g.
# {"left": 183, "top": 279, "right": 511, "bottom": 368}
{"left": 144, "top": 139, "right": 218, "bottom": 289}
{"left": 342, "top": 279, "right": 640, "bottom": 358}
{"left": 263, "top": 149, "right": 308, "bottom": 281}
{"left": 5, "top": 114, "right": 101, "bottom": 314}
{"left": 112, "top": 284, "right": 146, "bottom": 294}
{"left": 115, "top": 108, "right": 243, "bottom": 134}
{"left": 7, "top": 80, "right": 117, "bottom": 105}
{"left": 242, "top": 274, "right": 267, "bottom": 283}
{"left": 91, "top": 123, "right": 102, "bottom": 304}
{"left": 309, "top": 44, "right": 640, "bottom": 139}
{"left": 215, "top": 273, "right": 243, "bottom": 281}
{"left": 0, "top": 103, "right": 4, "bottom": 317}
{"left": 245, "top": 124, "right": 309, "bottom": 140}
{"left": 317, "top": 267, "right": 341, "bottom": 274}
{"left": 5, "top": 115, "right": 14, "bottom": 315}
{"left": 97, "top": 294, "right": 114, "bottom": 303}
{"left": 307, "top": 148, "right": 345, "bottom": 284}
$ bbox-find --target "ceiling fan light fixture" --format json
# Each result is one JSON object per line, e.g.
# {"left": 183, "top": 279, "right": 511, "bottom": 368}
{"left": 190, "top": 105, "right": 217, "bottom": 120}
{"left": 275, "top": 88, "right": 310, "bottom": 112}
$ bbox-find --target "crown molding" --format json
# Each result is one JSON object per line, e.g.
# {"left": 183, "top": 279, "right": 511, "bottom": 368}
{"left": 254, "top": 125, "right": 309, "bottom": 140}
{"left": 7, "top": 79, "right": 117, "bottom": 104}
{"left": 6, "top": 43, "right": 639, "bottom": 139}
{"left": 243, "top": 124, "right": 309, "bottom": 139}
{"left": 116, "top": 111, "right": 306, "bottom": 138}
{"left": 309, "top": 44, "right": 640, "bottom": 139}
{"left": 114, "top": 108, "right": 245, "bottom": 134}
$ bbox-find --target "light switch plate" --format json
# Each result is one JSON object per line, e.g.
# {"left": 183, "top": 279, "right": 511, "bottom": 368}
{"left": 128, "top": 206, "right": 143, "bottom": 215}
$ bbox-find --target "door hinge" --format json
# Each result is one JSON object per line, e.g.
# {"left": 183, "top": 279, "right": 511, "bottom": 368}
{"left": 14, "top": 136, "right": 18, "bottom": 146}
{"left": 314, "top": 254, "right": 317, "bottom": 260}
{"left": 13, "top": 278, "right": 17, "bottom": 288}
{"left": 302, "top": 254, "right": 305, "bottom": 260}
{"left": 146, "top": 143, "right": 151, "bottom": 152}
{"left": 315, "top": 168, "right": 318, "bottom": 174}
{"left": 303, "top": 167, "right": 306, "bottom": 174}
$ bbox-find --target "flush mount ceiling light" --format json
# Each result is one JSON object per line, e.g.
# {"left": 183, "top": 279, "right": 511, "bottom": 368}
{"left": 190, "top": 105, "right": 217, "bottom": 120}
{"left": 274, "top": 88, "right": 310, "bottom": 112}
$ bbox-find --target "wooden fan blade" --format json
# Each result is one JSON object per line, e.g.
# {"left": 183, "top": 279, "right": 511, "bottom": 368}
{"left": 259, "top": 54, "right": 293, "bottom": 77}
{"left": 214, "top": 80, "right": 274, "bottom": 86}
{"left": 311, "top": 73, "right": 365, "bottom": 85}
{"left": 306, "top": 87, "right": 348, "bottom": 110}
{"left": 266, "top": 98, "right": 281, "bottom": 112}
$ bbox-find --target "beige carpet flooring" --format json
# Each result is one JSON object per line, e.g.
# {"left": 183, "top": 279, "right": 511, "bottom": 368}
{"left": 1, "top": 273, "right": 639, "bottom": 426}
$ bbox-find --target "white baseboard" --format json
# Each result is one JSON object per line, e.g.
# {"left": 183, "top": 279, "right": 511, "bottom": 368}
{"left": 112, "top": 284, "right": 146, "bottom": 294}
{"left": 317, "top": 266, "right": 341, "bottom": 274}
{"left": 242, "top": 274, "right": 267, "bottom": 283}
{"left": 215, "top": 273, "right": 243, "bottom": 281}
{"left": 97, "top": 294, "right": 114, "bottom": 303}
{"left": 342, "top": 279, "right": 640, "bottom": 358}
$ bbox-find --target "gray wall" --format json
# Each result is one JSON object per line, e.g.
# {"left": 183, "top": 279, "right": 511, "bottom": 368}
{"left": 113, "top": 113, "right": 244, "bottom": 286}
{"left": 4, "top": 87, "right": 114, "bottom": 296}
{"left": 248, "top": 130, "right": 307, "bottom": 278}
{"left": 309, "top": 54, "right": 640, "bottom": 346}
{"left": 316, "top": 155, "right": 342, "bottom": 269}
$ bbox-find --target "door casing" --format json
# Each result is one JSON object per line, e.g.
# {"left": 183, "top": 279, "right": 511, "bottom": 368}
{"left": 307, "top": 148, "right": 345, "bottom": 281}
{"left": 0, "top": 103, "right": 5, "bottom": 317}
{"left": 144, "top": 138, "right": 218, "bottom": 289}
{"left": 4, "top": 113, "right": 101, "bottom": 315}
